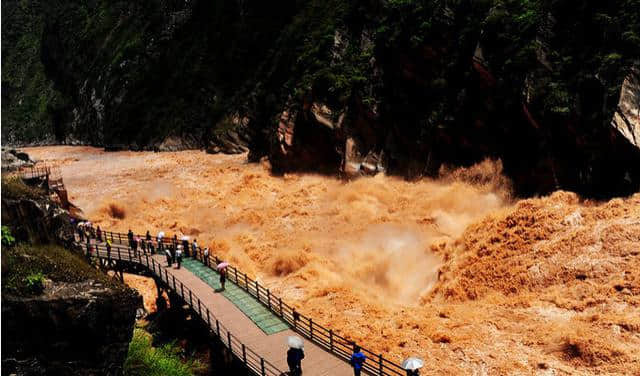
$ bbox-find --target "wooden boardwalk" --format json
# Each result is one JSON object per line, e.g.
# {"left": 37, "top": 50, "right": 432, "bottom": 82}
{"left": 88, "top": 241, "right": 354, "bottom": 376}
{"left": 148, "top": 253, "right": 353, "bottom": 376}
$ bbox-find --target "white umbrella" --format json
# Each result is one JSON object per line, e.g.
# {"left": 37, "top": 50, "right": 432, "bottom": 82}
{"left": 158, "top": 231, "right": 165, "bottom": 239}
{"left": 402, "top": 357, "right": 424, "bottom": 371}
{"left": 216, "top": 262, "right": 229, "bottom": 271}
{"left": 287, "top": 336, "right": 304, "bottom": 349}
{"left": 181, "top": 235, "right": 190, "bottom": 241}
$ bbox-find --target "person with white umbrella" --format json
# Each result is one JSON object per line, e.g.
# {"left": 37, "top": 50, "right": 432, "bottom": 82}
{"left": 286, "top": 336, "right": 305, "bottom": 376}
{"left": 402, "top": 357, "right": 424, "bottom": 376}
{"left": 175, "top": 245, "right": 183, "bottom": 269}
{"left": 157, "top": 232, "right": 165, "bottom": 254}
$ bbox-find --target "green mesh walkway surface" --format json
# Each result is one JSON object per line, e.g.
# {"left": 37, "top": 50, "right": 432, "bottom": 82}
{"left": 181, "top": 258, "right": 290, "bottom": 335}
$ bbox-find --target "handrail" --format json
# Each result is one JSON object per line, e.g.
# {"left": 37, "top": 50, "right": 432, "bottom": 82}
{"left": 20, "top": 165, "right": 65, "bottom": 192}
{"left": 82, "top": 227, "right": 407, "bottom": 376}
{"left": 83, "top": 241, "right": 283, "bottom": 376}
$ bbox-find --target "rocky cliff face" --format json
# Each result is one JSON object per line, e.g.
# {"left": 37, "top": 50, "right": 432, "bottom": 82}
{"left": 2, "top": 0, "right": 639, "bottom": 197}
{"left": 1, "top": 194, "right": 75, "bottom": 245}
{"left": 1, "top": 175, "right": 140, "bottom": 376}
{"left": 2, "top": 281, "right": 140, "bottom": 376}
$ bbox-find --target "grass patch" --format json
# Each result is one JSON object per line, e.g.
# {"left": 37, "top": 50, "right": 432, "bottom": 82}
{"left": 1, "top": 176, "right": 45, "bottom": 200}
{"left": 2, "top": 243, "right": 120, "bottom": 297}
{"left": 124, "top": 328, "right": 206, "bottom": 376}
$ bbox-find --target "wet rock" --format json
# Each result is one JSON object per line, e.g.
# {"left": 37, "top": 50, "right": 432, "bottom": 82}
{"left": 1, "top": 148, "right": 35, "bottom": 171}
{"left": 206, "top": 115, "right": 251, "bottom": 154}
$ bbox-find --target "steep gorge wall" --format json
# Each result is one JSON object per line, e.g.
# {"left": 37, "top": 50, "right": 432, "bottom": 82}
{"left": 2, "top": 0, "right": 639, "bottom": 197}
{"left": 1, "top": 177, "right": 140, "bottom": 375}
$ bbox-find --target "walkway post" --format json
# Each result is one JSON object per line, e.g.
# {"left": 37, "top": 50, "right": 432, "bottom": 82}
{"left": 267, "top": 289, "right": 271, "bottom": 309}
{"left": 216, "top": 320, "right": 220, "bottom": 337}
{"left": 378, "top": 354, "right": 383, "bottom": 375}
{"left": 279, "top": 297, "right": 283, "bottom": 316}
{"left": 244, "top": 273, "right": 249, "bottom": 290}
{"left": 207, "top": 310, "right": 210, "bottom": 326}
{"left": 261, "top": 358, "right": 265, "bottom": 376}
{"left": 242, "top": 344, "right": 247, "bottom": 364}
{"left": 330, "top": 330, "right": 334, "bottom": 351}
{"left": 310, "top": 318, "right": 313, "bottom": 339}
{"left": 227, "top": 331, "right": 232, "bottom": 347}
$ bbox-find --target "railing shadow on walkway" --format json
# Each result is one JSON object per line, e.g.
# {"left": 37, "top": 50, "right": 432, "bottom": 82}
{"left": 91, "top": 228, "right": 407, "bottom": 376}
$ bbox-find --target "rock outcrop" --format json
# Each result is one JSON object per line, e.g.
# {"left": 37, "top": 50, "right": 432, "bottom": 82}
{"left": 1, "top": 192, "right": 75, "bottom": 245}
{"left": 1, "top": 172, "right": 140, "bottom": 376}
{"left": 612, "top": 68, "right": 640, "bottom": 148}
{"left": 2, "top": 281, "right": 140, "bottom": 376}
{"left": 1, "top": 148, "right": 35, "bottom": 171}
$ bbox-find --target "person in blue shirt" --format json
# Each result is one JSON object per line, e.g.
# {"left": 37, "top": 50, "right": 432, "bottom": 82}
{"left": 350, "top": 345, "right": 366, "bottom": 376}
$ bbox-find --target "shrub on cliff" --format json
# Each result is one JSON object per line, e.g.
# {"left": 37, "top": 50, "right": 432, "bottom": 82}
{"left": 2, "top": 243, "right": 119, "bottom": 297}
{"left": 1, "top": 176, "right": 44, "bottom": 200}
{"left": 124, "top": 328, "right": 205, "bottom": 376}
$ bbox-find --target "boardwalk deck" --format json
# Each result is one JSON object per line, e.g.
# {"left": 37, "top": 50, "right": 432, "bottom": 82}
{"left": 89, "top": 241, "right": 354, "bottom": 376}
{"left": 153, "top": 253, "right": 353, "bottom": 376}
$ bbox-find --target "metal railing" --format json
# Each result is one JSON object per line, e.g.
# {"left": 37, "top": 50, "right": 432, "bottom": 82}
{"left": 20, "top": 165, "right": 65, "bottom": 191}
{"left": 84, "top": 227, "right": 407, "bottom": 376}
{"left": 21, "top": 166, "right": 51, "bottom": 180}
{"left": 83, "top": 241, "right": 283, "bottom": 376}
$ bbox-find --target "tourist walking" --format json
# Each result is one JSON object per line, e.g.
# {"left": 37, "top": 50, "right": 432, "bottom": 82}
{"left": 165, "top": 248, "right": 173, "bottom": 267}
{"left": 96, "top": 226, "right": 102, "bottom": 242}
{"left": 350, "top": 346, "right": 366, "bottom": 376}
{"left": 182, "top": 238, "right": 189, "bottom": 257}
{"left": 176, "top": 246, "right": 183, "bottom": 269}
{"left": 203, "top": 247, "right": 209, "bottom": 266}
{"left": 146, "top": 230, "right": 151, "bottom": 242}
{"left": 106, "top": 239, "right": 112, "bottom": 259}
{"left": 127, "top": 229, "right": 134, "bottom": 248}
{"left": 192, "top": 239, "right": 198, "bottom": 258}
{"left": 219, "top": 267, "right": 226, "bottom": 290}
{"left": 157, "top": 236, "right": 164, "bottom": 254}
{"left": 86, "top": 238, "right": 92, "bottom": 261}
{"left": 140, "top": 237, "right": 147, "bottom": 254}
{"left": 286, "top": 346, "right": 304, "bottom": 376}
{"left": 78, "top": 225, "right": 84, "bottom": 242}
{"left": 132, "top": 236, "right": 139, "bottom": 257}
{"left": 148, "top": 240, "right": 155, "bottom": 254}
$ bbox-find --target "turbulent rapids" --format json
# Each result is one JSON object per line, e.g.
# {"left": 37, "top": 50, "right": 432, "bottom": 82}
{"left": 25, "top": 146, "right": 640, "bottom": 375}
